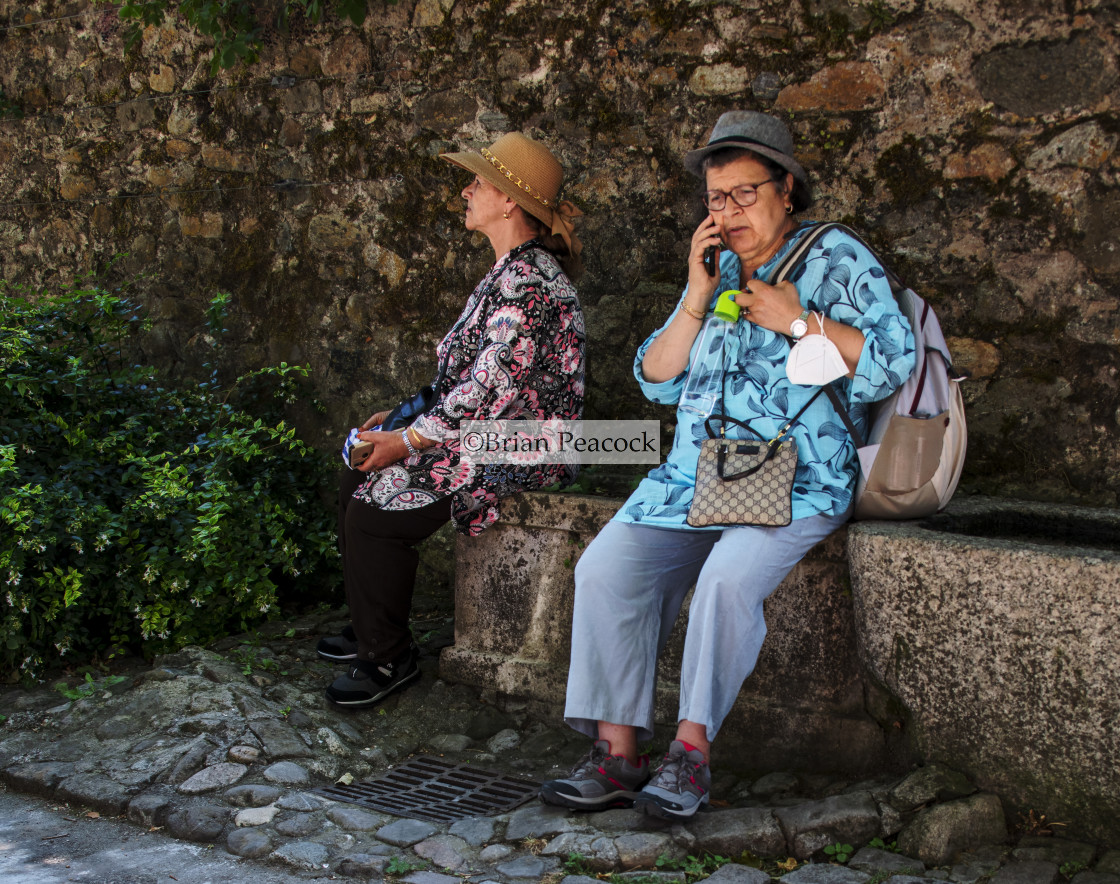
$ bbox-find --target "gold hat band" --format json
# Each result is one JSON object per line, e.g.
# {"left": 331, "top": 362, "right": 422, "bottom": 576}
{"left": 481, "top": 147, "right": 555, "bottom": 210}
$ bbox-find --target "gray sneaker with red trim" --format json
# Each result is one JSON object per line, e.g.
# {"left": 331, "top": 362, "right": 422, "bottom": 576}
{"left": 539, "top": 740, "right": 650, "bottom": 810}
{"left": 633, "top": 740, "right": 711, "bottom": 819}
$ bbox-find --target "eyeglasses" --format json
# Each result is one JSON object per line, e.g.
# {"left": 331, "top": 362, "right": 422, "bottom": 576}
{"left": 702, "top": 179, "right": 779, "bottom": 211}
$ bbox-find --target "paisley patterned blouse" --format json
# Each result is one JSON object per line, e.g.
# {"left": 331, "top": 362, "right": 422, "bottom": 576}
{"left": 352, "top": 241, "right": 585, "bottom": 535}
{"left": 616, "top": 223, "right": 916, "bottom": 528}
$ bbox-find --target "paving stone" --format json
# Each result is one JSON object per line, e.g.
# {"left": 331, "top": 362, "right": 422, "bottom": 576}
{"left": 276, "top": 791, "right": 322, "bottom": 811}
{"left": 337, "top": 853, "right": 390, "bottom": 876}
{"left": 377, "top": 817, "right": 438, "bottom": 846}
{"left": 1072, "top": 873, "right": 1120, "bottom": 884}
{"left": 889, "top": 764, "right": 976, "bottom": 811}
{"left": 587, "top": 806, "right": 651, "bottom": 831}
{"left": 448, "top": 816, "right": 494, "bottom": 846}
{"left": 401, "top": 872, "right": 463, "bottom": 884}
{"left": 775, "top": 792, "right": 881, "bottom": 860}
{"left": 3, "top": 761, "right": 76, "bottom": 795}
{"left": 753, "top": 772, "right": 800, "bottom": 797}
{"left": 414, "top": 834, "right": 471, "bottom": 870}
{"left": 480, "top": 843, "right": 514, "bottom": 862}
{"left": 614, "top": 831, "right": 673, "bottom": 867}
{"left": 223, "top": 783, "right": 282, "bottom": 807}
{"left": 487, "top": 728, "right": 521, "bottom": 752}
{"left": 327, "top": 805, "right": 385, "bottom": 831}
{"left": 166, "top": 803, "right": 229, "bottom": 843}
{"left": 781, "top": 863, "right": 872, "bottom": 884}
{"left": 316, "top": 727, "right": 350, "bottom": 756}
{"left": 951, "top": 851, "right": 1006, "bottom": 883}
{"left": 227, "top": 827, "right": 272, "bottom": 858}
{"left": 127, "top": 789, "right": 175, "bottom": 827}
{"left": 496, "top": 854, "right": 560, "bottom": 879}
{"left": 234, "top": 804, "right": 279, "bottom": 826}
{"left": 1098, "top": 854, "right": 1120, "bottom": 876}
{"left": 898, "top": 793, "right": 1008, "bottom": 867}
{"left": 543, "top": 832, "right": 620, "bottom": 869}
{"left": 689, "top": 806, "right": 787, "bottom": 858}
{"left": 505, "top": 802, "right": 581, "bottom": 840}
{"left": 262, "top": 761, "right": 310, "bottom": 786}
{"left": 178, "top": 762, "right": 248, "bottom": 794}
{"left": 55, "top": 772, "right": 131, "bottom": 815}
{"left": 990, "top": 862, "right": 1061, "bottom": 884}
{"left": 850, "top": 846, "right": 926, "bottom": 875}
{"left": 428, "top": 734, "right": 473, "bottom": 753}
{"left": 1013, "top": 838, "right": 1097, "bottom": 867}
{"left": 275, "top": 813, "right": 321, "bottom": 836}
{"left": 253, "top": 717, "right": 315, "bottom": 757}
{"left": 227, "top": 745, "right": 260, "bottom": 764}
{"left": 167, "top": 737, "right": 215, "bottom": 784}
{"left": 272, "top": 839, "right": 330, "bottom": 870}
{"left": 704, "top": 865, "right": 772, "bottom": 884}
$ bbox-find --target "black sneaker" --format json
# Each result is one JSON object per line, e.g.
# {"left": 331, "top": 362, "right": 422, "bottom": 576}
{"left": 324, "top": 642, "right": 420, "bottom": 707}
{"left": 316, "top": 624, "right": 358, "bottom": 662}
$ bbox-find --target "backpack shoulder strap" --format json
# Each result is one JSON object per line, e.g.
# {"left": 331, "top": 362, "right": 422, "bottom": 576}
{"left": 768, "top": 221, "right": 841, "bottom": 284}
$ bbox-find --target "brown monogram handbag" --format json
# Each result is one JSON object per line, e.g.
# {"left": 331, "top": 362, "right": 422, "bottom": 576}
{"left": 686, "top": 391, "right": 824, "bottom": 528}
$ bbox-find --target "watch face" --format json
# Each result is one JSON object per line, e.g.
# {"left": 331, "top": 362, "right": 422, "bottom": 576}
{"left": 791, "top": 318, "right": 809, "bottom": 338}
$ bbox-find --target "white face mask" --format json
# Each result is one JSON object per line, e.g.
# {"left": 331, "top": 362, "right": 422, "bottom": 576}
{"left": 786, "top": 313, "right": 848, "bottom": 385}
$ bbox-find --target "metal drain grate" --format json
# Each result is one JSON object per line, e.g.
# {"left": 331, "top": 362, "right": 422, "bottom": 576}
{"left": 314, "top": 755, "right": 540, "bottom": 822}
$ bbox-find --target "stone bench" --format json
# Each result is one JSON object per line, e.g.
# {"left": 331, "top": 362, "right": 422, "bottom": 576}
{"left": 439, "top": 492, "right": 898, "bottom": 775}
{"left": 440, "top": 492, "right": 1120, "bottom": 845}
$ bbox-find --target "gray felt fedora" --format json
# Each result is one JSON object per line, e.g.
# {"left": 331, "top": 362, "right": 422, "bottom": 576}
{"left": 683, "top": 111, "right": 809, "bottom": 188}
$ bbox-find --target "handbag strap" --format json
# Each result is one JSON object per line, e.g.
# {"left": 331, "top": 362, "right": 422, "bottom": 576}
{"left": 710, "top": 223, "right": 831, "bottom": 448}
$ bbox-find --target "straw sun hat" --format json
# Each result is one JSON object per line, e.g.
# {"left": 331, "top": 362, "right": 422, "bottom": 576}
{"left": 441, "top": 133, "right": 583, "bottom": 256}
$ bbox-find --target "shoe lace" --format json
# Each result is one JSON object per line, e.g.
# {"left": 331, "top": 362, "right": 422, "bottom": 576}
{"left": 649, "top": 747, "right": 702, "bottom": 792}
{"left": 567, "top": 743, "right": 610, "bottom": 781}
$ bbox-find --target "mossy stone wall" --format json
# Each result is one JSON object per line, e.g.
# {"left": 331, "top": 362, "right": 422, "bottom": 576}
{"left": 1, "top": 0, "right": 1118, "bottom": 505}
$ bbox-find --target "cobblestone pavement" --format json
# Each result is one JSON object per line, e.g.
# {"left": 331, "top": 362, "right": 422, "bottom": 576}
{"left": 1, "top": 608, "right": 1117, "bottom": 884}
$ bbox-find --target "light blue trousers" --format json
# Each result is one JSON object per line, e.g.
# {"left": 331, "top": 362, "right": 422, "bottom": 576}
{"left": 563, "top": 513, "right": 848, "bottom": 744}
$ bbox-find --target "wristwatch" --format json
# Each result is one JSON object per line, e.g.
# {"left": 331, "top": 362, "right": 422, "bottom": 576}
{"left": 790, "top": 309, "right": 810, "bottom": 340}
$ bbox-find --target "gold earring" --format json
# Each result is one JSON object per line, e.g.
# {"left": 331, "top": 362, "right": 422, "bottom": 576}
{"left": 503, "top": 210, "right": 511, "bottom": 219}
{"left": 785, "top": 204, "right": 793, "bottom": 215}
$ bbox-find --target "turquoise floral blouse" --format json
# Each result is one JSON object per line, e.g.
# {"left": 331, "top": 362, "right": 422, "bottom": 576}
{"left": 616, "top": 222, "right": 916, "bottom": 528}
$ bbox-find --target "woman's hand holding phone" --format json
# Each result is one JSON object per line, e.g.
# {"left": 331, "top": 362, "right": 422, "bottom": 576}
{"left": 685, "top": 216, "right": 723, "bottom": 308}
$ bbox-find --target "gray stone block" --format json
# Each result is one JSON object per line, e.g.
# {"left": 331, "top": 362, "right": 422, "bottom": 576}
{"left": 898, "top": 794, "right": 1008, "bottom": 867}
{"left": 414, "top": 834, "right": 471, "bottom": 871}
{"left": 781, "top": 863, "right": 872, "bottom": 884}
{"left": 271, "top": 839, "right": 330, "bottom": 870}
{"left": 376, "top": 818, "right": 439, "bottom": 846}
{"left": 849, "top": 847, "right": 925, "bottom": 876}
{"left": 166, "top": 804, "right": 229, "bottom": 843}
{"left": 448, "top": 816, "right": 495, "bottom": 846}
{"left": 223, "top": 784, "right": 282, "bottom": 807}
{"left": 689, "top": 806, "right": 787, "bottom": 857}
{"left": 704, "top": 865, "right": 773, "bottom": 884}
{"left": 262, "top": 761, "right": 310, "bottom": 786}
{"left": 990, "top": 861, "right": 1061, "bottom": 884}
{"left": 226, "top": 827, "right": 272, "bottom": 858}
{"left": 775, "top": 792, "right": 881, "bottom": 860}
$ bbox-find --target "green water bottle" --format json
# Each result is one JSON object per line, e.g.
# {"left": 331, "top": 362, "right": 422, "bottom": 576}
{"left": 713, "top": 289, "right": 742, "bottom": 322}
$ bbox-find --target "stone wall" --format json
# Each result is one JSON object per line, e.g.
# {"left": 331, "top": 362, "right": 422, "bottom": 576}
{"left": 1, "top": 0, "right": 1119, "bottom": 504}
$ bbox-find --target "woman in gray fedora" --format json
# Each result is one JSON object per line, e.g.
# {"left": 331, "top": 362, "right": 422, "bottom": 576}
{"left": 540, "top": 111, "right": 916, "bottom": 819}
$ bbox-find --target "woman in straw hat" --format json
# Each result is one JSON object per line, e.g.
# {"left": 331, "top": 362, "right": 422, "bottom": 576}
{"left": 541, "top": 111, "right": 915, "bottom": 819}
{"left": 318, "top": 133, "right": 585, "bottom": 707}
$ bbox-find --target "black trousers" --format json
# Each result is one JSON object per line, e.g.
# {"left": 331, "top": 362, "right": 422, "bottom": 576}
{"left": 338, "top": 468, "right": 452, "bottom": 664}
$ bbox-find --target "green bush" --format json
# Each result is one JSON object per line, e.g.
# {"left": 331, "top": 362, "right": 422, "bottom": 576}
{"left": 0, "top": 278, "right": 340, "bottom": 680}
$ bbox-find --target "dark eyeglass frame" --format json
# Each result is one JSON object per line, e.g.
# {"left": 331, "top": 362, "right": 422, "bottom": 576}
{"left": 702, "top": 178, "right": 779, "bottom": 211}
